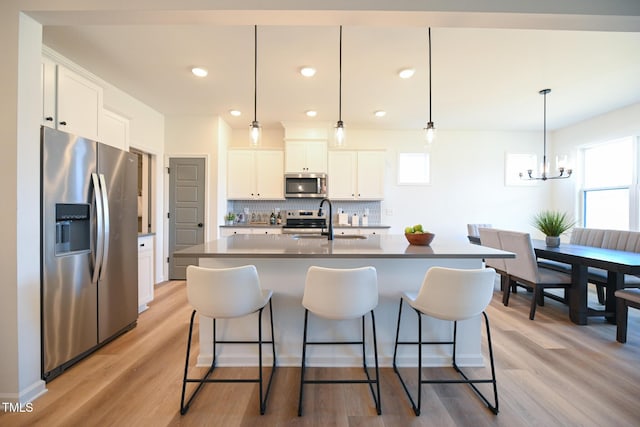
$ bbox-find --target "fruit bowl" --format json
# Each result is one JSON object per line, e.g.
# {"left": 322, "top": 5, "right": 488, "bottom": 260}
{"left": 405, "top": 232, "right": 435, "bottom": 246}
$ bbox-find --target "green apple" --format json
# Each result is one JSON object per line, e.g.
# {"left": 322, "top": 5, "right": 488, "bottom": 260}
{"left": 404, "top": 226, "right": 414, "bottom": 234}
{"left": 413, "top": 224, "right": 423, "bottom": 232}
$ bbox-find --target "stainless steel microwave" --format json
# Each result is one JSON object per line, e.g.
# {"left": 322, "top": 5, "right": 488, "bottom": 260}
{"left": 284, "top": 173, "right": 327, "bottom": 198}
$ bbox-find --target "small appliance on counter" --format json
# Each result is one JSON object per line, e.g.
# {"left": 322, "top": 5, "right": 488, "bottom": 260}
{"left": 337, "top": 211, "right": 349, "bottom": 225}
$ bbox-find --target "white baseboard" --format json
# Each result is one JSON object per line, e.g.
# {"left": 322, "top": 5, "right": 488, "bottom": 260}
{"left": 0, "top": 379, "right": 47, "bottom": 405}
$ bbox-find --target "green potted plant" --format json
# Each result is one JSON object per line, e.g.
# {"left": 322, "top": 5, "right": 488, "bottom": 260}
{"left": 532, "top": 210, "right": 575, "bottom": 247}
{"left": 224, "top": 212, "right": 236, "bottom": 225}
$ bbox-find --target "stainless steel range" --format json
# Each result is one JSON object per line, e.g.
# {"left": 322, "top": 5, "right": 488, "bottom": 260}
{"left": 282, "top": 210, "right": 327, "bottom": 234}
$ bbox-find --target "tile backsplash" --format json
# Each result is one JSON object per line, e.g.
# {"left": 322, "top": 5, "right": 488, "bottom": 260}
{"left": 227, "top": 200, "right": 381, "bottom": 224}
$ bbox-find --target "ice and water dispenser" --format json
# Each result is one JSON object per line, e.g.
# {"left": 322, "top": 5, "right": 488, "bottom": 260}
{"left": 55, "top": 203, "right": 90, "bottom": 255}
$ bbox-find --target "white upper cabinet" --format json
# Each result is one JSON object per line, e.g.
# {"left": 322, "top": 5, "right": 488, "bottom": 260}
{"left": 101, "top": 109, "right": 130, "bottom": 150}
{"left": 284, "top": 140, "right": 327, "bottom": 173}
{"left": 328, "top": 150, "right": 386, "bottom": 200}
{"left": 355, "top": 151, "right": 386, "bottom": 199}
{"left": 41, "top": 58, "right": 103, "bottom": 141}
{"left": 228, "top": 150, "right": 284, "bottom": 200}
{"left": 41, "top": 57, "right": 57, "bottom": 129}
{"left": 256, "top": 151, "right": 284, "bottom": 199}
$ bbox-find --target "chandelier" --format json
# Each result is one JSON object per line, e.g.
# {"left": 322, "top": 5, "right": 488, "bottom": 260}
{"left": 520, "top": 88, "right": 572, "bottom": 180}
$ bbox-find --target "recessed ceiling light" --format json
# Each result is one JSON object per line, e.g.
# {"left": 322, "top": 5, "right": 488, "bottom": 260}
{"left": 229, "top": 110, "right": 241, "bottom": 117}
{"left": 300, "top": 67, "right": 316, "bottom": 77}
{"left": 191, "top": 67, "right": 208, "bottom": 78}
{"left": 398, "top": 68, "right": 415, "bottom": 79}
{"left": 374, "top": 110, "right": 386, "bottom": 117}
{"left": 305, "top": 110, "right": 317, "bottom": 117}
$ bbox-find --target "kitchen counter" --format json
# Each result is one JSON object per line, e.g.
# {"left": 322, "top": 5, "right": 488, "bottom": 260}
{"left": 175, "top": 233, "right": 507, "bottom": 259}
{"left": 175, "top": 234, "right": 513, "bottom": 369}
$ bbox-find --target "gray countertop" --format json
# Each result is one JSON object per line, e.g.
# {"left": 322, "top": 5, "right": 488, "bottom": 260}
{"left": 174, "top": 234, "right": 513, "bottom": 259}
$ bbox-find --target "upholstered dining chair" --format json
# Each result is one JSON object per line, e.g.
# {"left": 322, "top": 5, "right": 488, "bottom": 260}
{"left": 478, "top": 227, "right": 509, "bottom": 299}
{"left": 180, "top": 265, "right": 276, "bottom": 415}
{"left": 499, "top": 230, "right": 572, "bottom": 320}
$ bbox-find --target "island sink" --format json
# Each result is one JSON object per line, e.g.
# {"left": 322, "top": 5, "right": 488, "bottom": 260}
{"left": 290, "top": 234, "right": 367, "bottom": 240}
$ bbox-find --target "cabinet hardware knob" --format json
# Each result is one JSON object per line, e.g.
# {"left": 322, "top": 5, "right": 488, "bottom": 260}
{"left": 45, "top": 116, "right": 53, "bottom": 121}
{"left": 197, "top": 223, "right": 203, "bottom": 227}
{"left": 59, "top": 121, "right": 67, "bottom": 126}
{"left": 140, "top": 243, "right": 145, "bottom": 247}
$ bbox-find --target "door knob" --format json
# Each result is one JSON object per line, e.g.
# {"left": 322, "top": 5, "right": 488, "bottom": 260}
{"left": 197, "top": 223, "right": 203, "bottom": 227}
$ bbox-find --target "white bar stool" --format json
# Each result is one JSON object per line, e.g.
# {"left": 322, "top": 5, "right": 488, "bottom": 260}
{"left": 393, "top": 266, "right": 499, "bottom": 415}
{"left": 180, "top": 265, "right": 276, "bottom": 415}
{"left": 298, "top": 266, "right": 381, "bottom": 416}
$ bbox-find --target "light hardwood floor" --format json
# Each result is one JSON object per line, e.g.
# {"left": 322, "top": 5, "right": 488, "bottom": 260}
{"left": 2, "top": 280, "right": 639, "bottom": 427}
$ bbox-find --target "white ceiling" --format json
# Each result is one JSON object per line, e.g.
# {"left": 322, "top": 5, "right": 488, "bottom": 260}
{"left": 42, "top": 23, "right": 640, "bottom": 132}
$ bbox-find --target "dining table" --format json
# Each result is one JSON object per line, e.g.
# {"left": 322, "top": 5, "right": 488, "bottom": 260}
{"left": 532, "top": 239, "right": 640, "bottom": 325}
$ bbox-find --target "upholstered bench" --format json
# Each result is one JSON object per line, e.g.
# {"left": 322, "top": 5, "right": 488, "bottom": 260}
{"left": 583, "top": 229, "right": 640, "bottom": 288}
{"left": 539, "top": 228, "right": 640, "bottom": 304}
{"left": 615, "top": 288, "right": 640, "bottom": 343}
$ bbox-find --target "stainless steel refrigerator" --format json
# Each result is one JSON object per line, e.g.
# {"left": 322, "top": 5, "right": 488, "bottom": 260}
{"left": 41, "top": 126, "right": 138, "bottom": 381}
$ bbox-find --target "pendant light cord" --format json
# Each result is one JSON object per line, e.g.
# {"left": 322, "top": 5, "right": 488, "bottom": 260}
{"left": 338, "top": 25, "right": 342, "bottom": 122}
{"left": 254, "top": 24, "right": 257, "bottom": 122}
{"left": 428, "top": 27, "right": 432, "bottom": 123}
{"left": 539, "top": 88, "right": 551, "bottom": 175}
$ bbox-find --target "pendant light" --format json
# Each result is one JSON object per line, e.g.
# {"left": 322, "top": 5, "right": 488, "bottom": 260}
{"left": 424, "top": 27, "right": 436, "bottom": 144}
{"left": 334, "top": 25, "right": 346, "bottom": 147}
{"left": 520, "top": 89, "right": 572, "bottom": 180}
{"left": 249, "top": 25, "right": 261, "bottom": 147}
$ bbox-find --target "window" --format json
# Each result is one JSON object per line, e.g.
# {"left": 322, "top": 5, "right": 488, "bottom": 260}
{"left": 581, "top": 137, "right": 636, "bottom": 230}
{"left": 397, "top": 152, "right": 430, "bottom": 185}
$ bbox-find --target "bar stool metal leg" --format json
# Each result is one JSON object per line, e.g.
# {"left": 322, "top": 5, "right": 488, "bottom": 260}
{"left": 180, "top": 304, "right": 277, "bottom": 416}
{"left": 393, "top": 296, "right": 499, "bottom": 416}
{"left": 297, "top": 309, "right": 310, "bottom": 417}
{"left": 298, "top": 309, "right": 381, "bottom": 416}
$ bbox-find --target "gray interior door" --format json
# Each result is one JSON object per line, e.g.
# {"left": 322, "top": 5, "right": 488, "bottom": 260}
{"left": 169, "top": 157, "right": 205, "bottom": 280}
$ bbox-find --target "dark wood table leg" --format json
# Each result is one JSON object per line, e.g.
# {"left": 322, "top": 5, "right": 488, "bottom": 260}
{"left": 569, "top": 264, "right": 588, "bottom": 325}
{"left": 606, "top": 272, "right": 624, "bottom": 324}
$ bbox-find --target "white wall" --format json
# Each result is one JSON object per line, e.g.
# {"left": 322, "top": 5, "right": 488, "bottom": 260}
{"left": 552, "top": 102, "right": 640, "bottom": 226}
{"left": 0, "top": 4, "right": 20, "bottom": 402}
{"left": 0, "top": 9, "right": 47, "bottom": 404}
{"left": 343, "top": 128, "right": 551, "bottom": 240}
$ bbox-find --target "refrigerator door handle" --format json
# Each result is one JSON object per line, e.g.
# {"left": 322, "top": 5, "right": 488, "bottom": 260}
{"left": 91, "top": 173, "right": 104, "bottom": 284}
{"left": 98, "top": 174, "right": 110, "bottom": 282}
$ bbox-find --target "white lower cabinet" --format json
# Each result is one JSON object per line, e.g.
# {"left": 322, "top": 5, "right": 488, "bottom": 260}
{"left": 334, "top": 227, "right": 388, "bottom": 236}
{"left": 220, "top": 227, "right": 282, "bottom": 236}
{"left": 138, "top": 235, "right": 154, "bottom": 313}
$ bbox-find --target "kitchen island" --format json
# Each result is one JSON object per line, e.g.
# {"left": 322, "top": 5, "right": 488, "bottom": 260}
{"left": 174, "top": 234, "right": 513, "bottom": 368}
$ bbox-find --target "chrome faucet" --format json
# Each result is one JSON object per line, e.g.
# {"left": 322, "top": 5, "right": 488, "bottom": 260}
{"left": 318, "top": 198, "right": 333, "bottom": 240}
